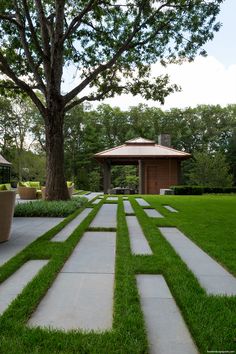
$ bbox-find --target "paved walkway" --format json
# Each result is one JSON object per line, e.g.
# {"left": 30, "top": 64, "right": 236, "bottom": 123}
{"left": 92, "top": 199, "right": 101, "bottom": 205}
{"left": 90, "top": 204, "right": 117, "bottom": 228}
{"left": 51, "top": 208, "right": 93, "bottom": 242}
{"left": 159, "top": 227, "right": 236, "bottom": 296}
{"left": 126, "top": 216, "right": 152, "bottom": 255}
{"left": 137, "top": 275, "right": 198, "bottom": 354}
{"left": 107, "top": 196, "right": 118, "bottom": 201}
{"left": 135, "top": 198, "right": 150, "bottom": 207}
{"left": 123, "top": 200, "right": 134, "bottom": 214}
{"left": 144, "top": 209, "right": 163, "bottom": 218}
{"left": 29, "top": 231, "right": 116, "bottom": 331}
{"left": 163, "top": 205, "right": 178, "bottom": 213}
{"left": 0, "top": 217, "right": 64, "bottom": 267}
{"left": 0, "top": 260, "right": 48, "bottom": 315}
{"left": 84, "top": 192, "right": 102, "bottom": 202}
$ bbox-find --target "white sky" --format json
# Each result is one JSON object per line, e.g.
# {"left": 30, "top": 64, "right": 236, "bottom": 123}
{"left": 83, "top": 0, "right": 236, "bottom": 110}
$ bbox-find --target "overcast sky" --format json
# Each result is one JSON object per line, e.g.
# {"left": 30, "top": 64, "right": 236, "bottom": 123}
{"left": 101, "top": 0, "right": 236, "bottom": 110}
{"left": 62, "top": 0, "right": 236, "bottom": 110}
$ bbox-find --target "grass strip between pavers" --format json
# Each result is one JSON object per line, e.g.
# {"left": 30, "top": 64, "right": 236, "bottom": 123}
{"left": 0, "top": 195, "right": 235, "bottom": 353}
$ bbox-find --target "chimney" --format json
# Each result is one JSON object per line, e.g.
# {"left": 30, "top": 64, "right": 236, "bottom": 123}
{"left": 158, "top": 134, "right": 171, "bottom": 147}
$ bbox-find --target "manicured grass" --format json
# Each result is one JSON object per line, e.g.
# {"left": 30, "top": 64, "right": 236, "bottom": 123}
{"left": 14, "top": 196, "right": 87, "bottom": 217}
{"left": 141, "top": 194, "right": 236, "bottom": 275}
{"left": 0, "top": 195, "right": 235, "bottom": 353}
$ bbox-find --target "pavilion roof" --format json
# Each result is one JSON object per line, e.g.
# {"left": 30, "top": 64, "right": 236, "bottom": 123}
{"left": 0, "top": 154, "right": 11, "bottom": 166}
{"left": 95, "top": 137, "right": 190, "bottom": 159}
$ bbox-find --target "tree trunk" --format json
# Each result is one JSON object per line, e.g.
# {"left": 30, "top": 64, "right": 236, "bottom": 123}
{"left": 45, "top": 106, "right": 69, "bottom": 200}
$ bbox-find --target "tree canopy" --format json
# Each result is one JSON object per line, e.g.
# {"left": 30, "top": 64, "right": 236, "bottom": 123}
{"left": 0, "top": 0, "right": 222, "bottom": 108}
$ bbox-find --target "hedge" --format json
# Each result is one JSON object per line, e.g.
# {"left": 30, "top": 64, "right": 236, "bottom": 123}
{"left": 170, "top": 186, "right": 236, "bottom": 195}
{"left": 171, "top": 186, "right": 203, "bottom": 195}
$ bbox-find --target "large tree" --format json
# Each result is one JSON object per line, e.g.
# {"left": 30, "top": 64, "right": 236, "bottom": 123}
{"left": 0, "top": 0, "right": 222, "bottom": 199}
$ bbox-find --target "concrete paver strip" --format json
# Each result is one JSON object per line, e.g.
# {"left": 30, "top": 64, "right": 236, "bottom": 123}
{"left": 84, "top": 192, "right": 102, "bottom": 202}
{"left": 163, "top": 205, "right": 178, "bottom": 213}
{"left": 144, "top": 209, "right": 163, "bottom": 218}
{"left": 0, "top": 260, "right": 48, "bottom": 315}
{"left": 90, "top": 204, "right": 117, "bottom": 228}
{"left": 126, "top": 216, "right": 152, "bottom": 255}
{"left": 28, "top": 273, "right": 114, "bottom": 331}
{"left": 51, "top": 208, "right": 93, "bottom": 242}
{"left": 62, "top": 232, "right": 116, "bottom": 274}
{"left": 135, "top": 198, "right": 150, "bottom": 207}
{"left": 123, "top": 200, "right": 134, "bottom": 214}
{"left": 92, "top": 199, "right": 101, "bottom": 204}
{"left": 107, "top": 197, "right": 118, "bottom": 201}
{"left": 159, "top": 227, "right": 236, "bottom": 296}
{"left": 0, "top": 218, "right": 64, "bottom": 267}
{"left": 28, "top": 232, "right": 116, "bottom": 331}
{"left": 136, "top": 274, "right": 198, "bottom": 354}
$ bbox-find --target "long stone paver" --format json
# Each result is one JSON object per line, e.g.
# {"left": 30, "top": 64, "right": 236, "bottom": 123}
{"left": 28, "top": 231, "right": 116, "bottom": 331}
{"left": 144, "top": 209, "right": 163, "bottom": 218}
{"left": 123, "top": 200, "right": 134, "bottom": 214}
{"left": 159, "top": 227, "right": 236, "bottom": 296}
{"left": 136, "top": 275, "right": 198, "bottom": 354}
{"left": 51, "top": 208, "right": 93, "bottom": 242}
{"left": 62, "top": 232, "right": 116, "bottom": 274}
{"left": 126, "top": 216, "right": 152, "bottom": 255}
{"left": 135, "top": 198, "right": 150, "bottom": 207}
{"left": 0, "top": 260, "right": 48, "bottom": 315}
{"left": 90, "top": 204, "right": 117, "bottom": 228}
{"left": 0, "top": 217, "right": 64, "bottom": 267}
{"left": 164, "top": 205, "right": 178, "bottom": 213}
{"left": 92, "top": 199, "right": 101, "bottom": 205}
{"left": 107, "top": 196, "right": 118, "bottom": 201}
{"left": 84, "top": 192, "right": 102, "bottom": 202}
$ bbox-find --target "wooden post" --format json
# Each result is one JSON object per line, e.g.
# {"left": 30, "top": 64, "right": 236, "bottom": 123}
{"left": 138, "top": 159, "right": 144, "bottom": 194}
{"left": 103, "top": 161, "right": 111, "bottom": 194}
{"left": 177, "top": 160, "right": 181, "bottom": 184}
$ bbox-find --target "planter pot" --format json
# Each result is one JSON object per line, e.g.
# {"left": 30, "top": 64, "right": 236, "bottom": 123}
{"left": 0, "top": 190, "right": 16, "bottom": 243}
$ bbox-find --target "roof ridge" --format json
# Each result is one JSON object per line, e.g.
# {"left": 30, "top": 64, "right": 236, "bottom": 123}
{"left": 126, "top": 137, "right": 155, "bottom": 144}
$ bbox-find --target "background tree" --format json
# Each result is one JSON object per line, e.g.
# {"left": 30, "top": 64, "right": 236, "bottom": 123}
{"left": 0, "top": 0, "right": 222, "bottom": 199}
{"left": 0, "top": 96, "right": 39, "bottom": 179}
{"left": 188, "top": 152, "right": 233, "bottom": 187}
{"left": 227, "top": 128, "right": 236, "bottom": 185}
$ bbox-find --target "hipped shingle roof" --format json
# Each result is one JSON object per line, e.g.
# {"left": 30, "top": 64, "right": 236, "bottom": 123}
{"left": 0, "top": 154, "right": 11, "bottom": 166}
{"left": 95, "top": 137, "right": 190, "bottom": 159}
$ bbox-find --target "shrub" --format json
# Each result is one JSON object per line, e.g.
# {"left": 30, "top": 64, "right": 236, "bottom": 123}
{"left": 171, "top": 186, "right": 203, "bottom": 195}
{"left": 14, "top": 196, "right": 87, "bottom": 217}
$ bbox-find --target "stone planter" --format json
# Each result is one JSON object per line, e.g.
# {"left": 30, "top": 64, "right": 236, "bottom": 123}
{"left": 0, "top": 190, "right": 16, "bottom": 243}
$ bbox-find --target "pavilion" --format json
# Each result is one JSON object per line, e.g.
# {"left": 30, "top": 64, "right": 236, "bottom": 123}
{"left": 0, "top": 154, "right": 11, "bottom": 184}
{"left": 94, "top": 136, "right": 190, "bottom": 194}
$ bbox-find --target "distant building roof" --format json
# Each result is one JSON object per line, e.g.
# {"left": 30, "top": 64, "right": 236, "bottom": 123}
{"left": 95, "top": 137, "right": 190, "bottom": 160}
{"left": 0, "top": 154, "right": 11, "bottom": 166}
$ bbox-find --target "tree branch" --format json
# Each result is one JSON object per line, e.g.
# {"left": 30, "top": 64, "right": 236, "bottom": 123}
{"left": 0, "top": 13, "right": 23, "bottom": 28}
{"left": 51, "top": 0, "right": 65, "bottom": 92}
{"left": 13, "top": 0, "right": 46, "bottom": 94}
{"left": 0, "top": 52, "right": 46, "bottom": 117}
{"left": 63, "top": 2, "right": 145, "bottom": 105}
{"left": 63, "top": 0, "right": 97, "bottom": 42}
{"left": 34, "top": 0, "right": 51, "bottom": 81}
{"left": 63, "top": 1, "right": 173, "bottom": 105}
{"left": 22, "top": 0, "right": 44, "bottom": 57}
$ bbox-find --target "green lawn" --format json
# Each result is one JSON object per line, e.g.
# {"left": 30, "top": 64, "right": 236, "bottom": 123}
{"left": 0, "top": 195, "right": 235, "bottom": 353}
